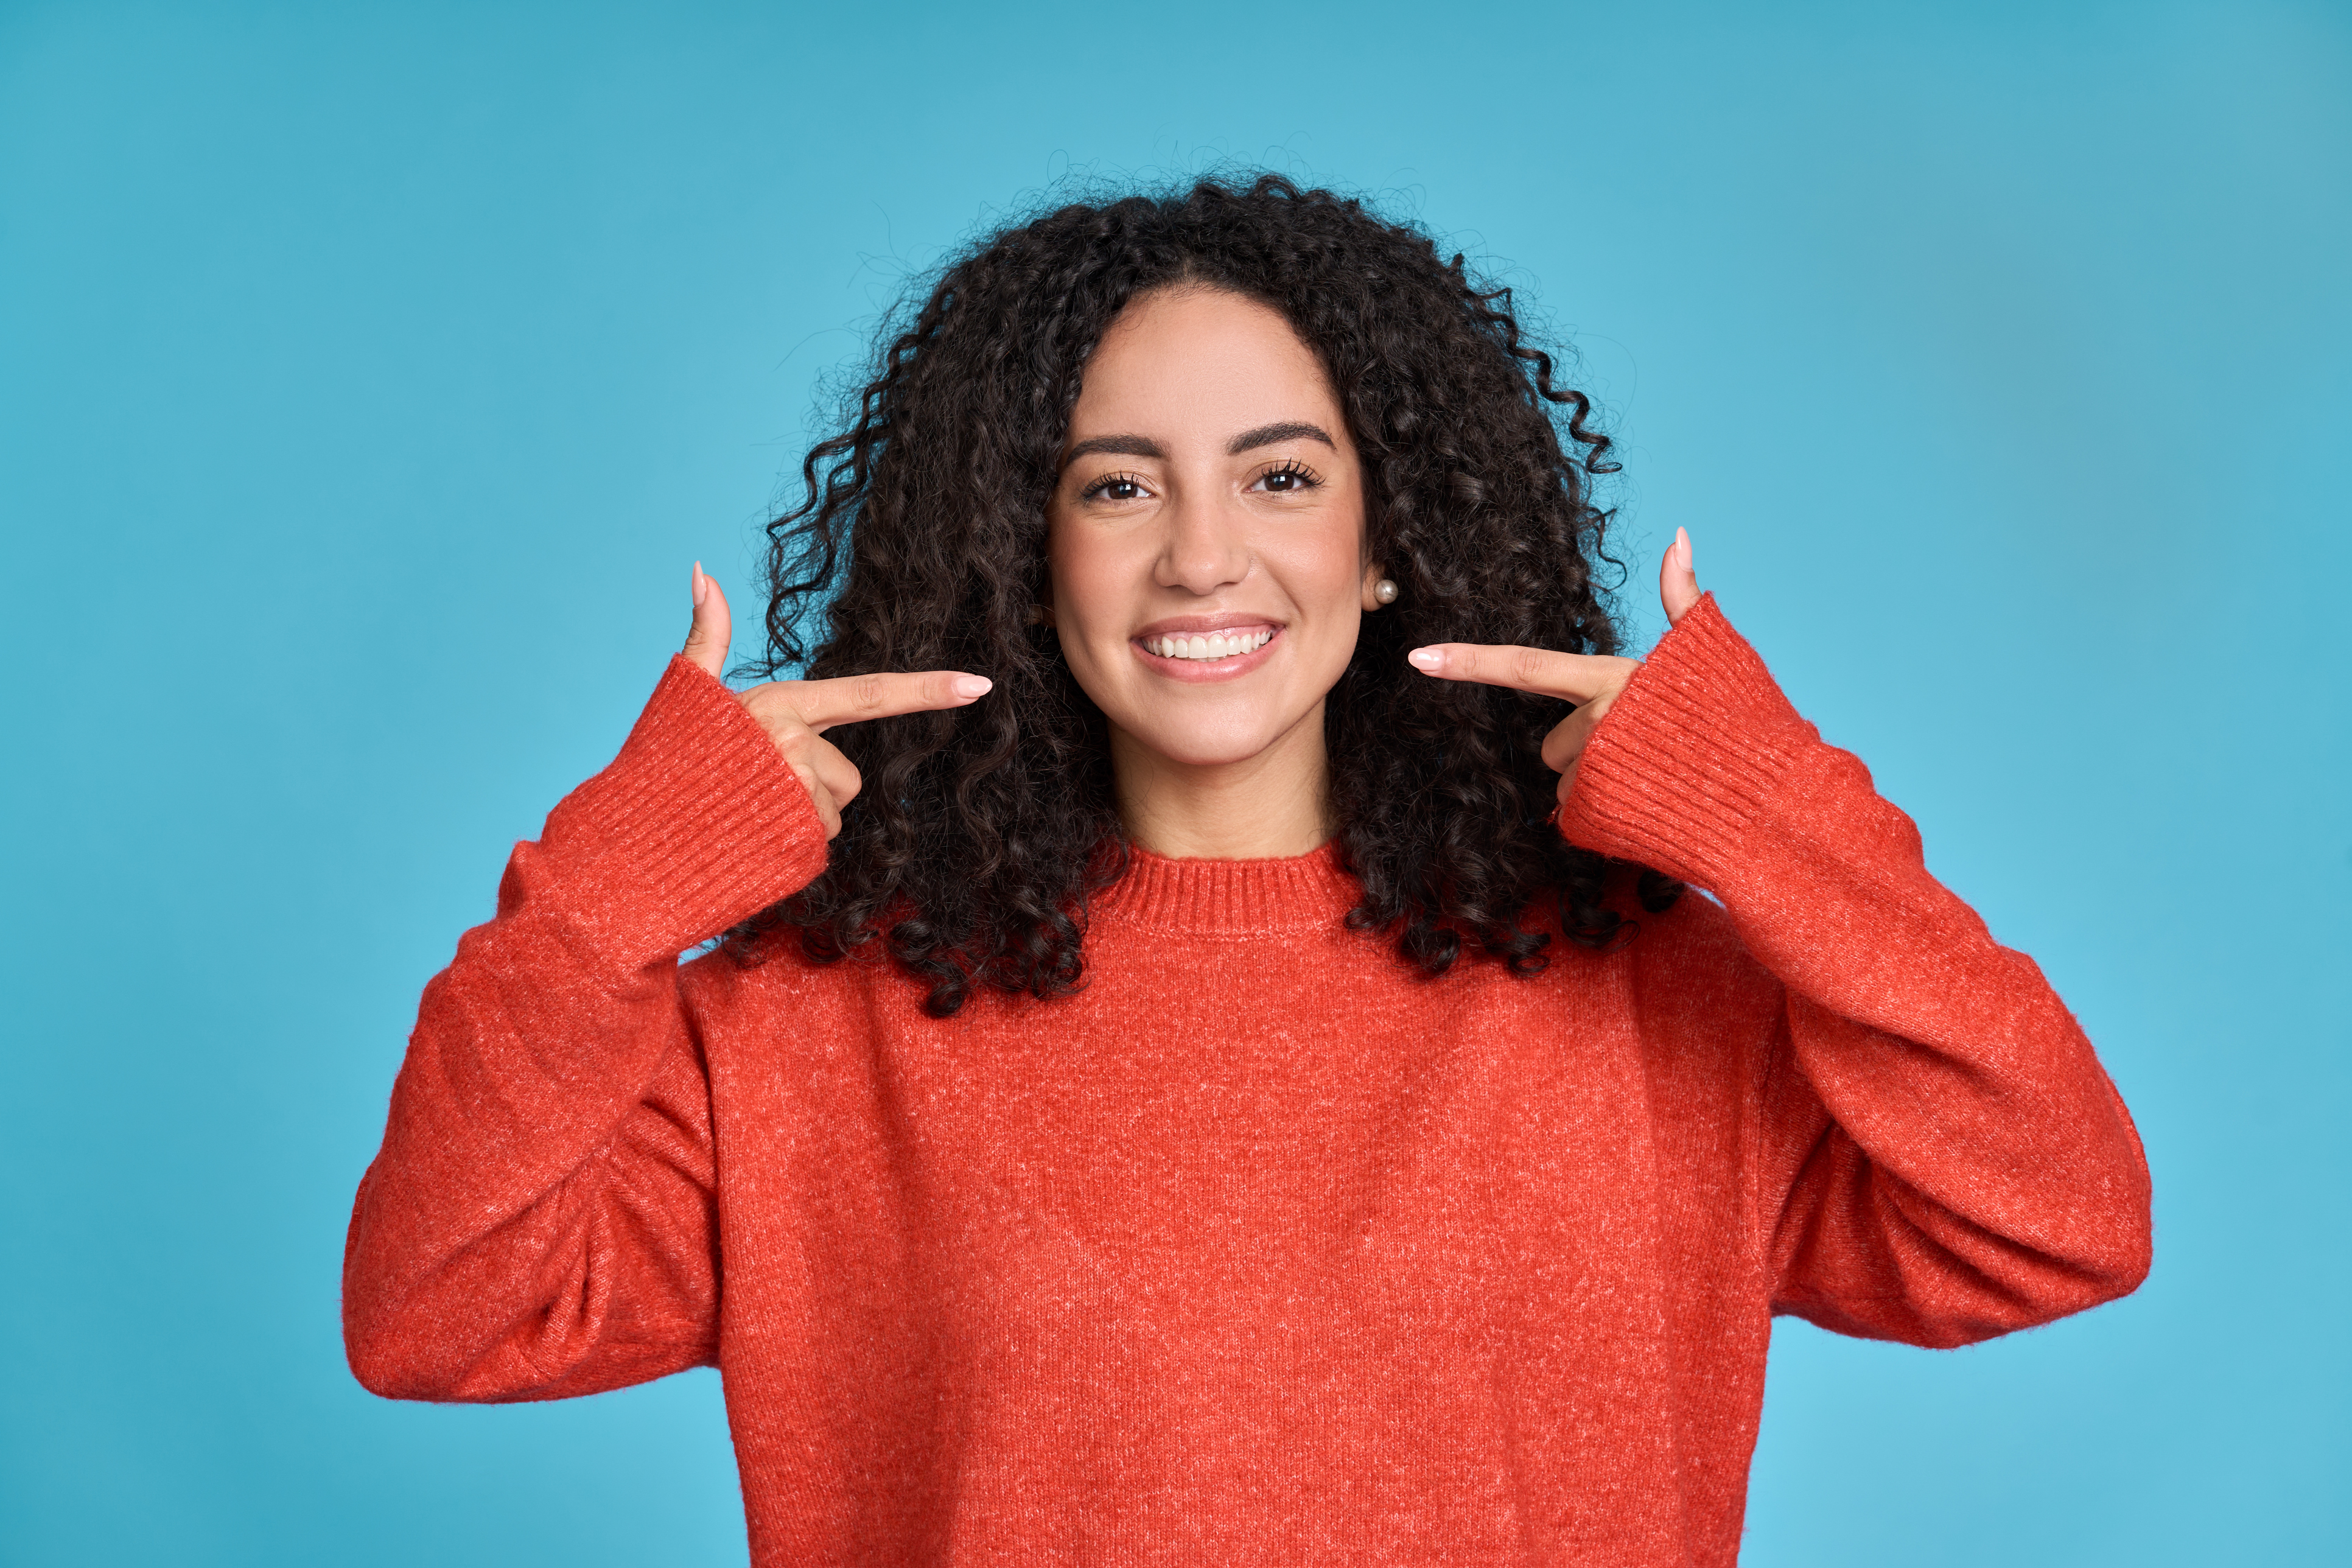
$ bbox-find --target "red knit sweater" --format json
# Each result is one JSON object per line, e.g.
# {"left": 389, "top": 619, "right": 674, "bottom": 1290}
{"left": 344, "top": 596, "right": 2151, "bottom": 1566}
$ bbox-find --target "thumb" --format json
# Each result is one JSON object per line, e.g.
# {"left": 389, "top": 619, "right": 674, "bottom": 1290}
{"left": 1660, "top": 527, "right": 1701, "bottom": 627}
{"left": 684, "top": 562, "right": 732, "bottom": 679}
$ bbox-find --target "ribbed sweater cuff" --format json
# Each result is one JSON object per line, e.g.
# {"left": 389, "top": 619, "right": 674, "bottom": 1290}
{"left": 555, "top": 655, "right": 831, "bottom": 961}
{"left": 1555, "top": 593, "right": 1807, "bottom": 893}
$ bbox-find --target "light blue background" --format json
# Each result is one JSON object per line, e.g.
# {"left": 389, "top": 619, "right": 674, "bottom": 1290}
{"left": 2, "top": 2, "right": 2345, "bottom": 1563}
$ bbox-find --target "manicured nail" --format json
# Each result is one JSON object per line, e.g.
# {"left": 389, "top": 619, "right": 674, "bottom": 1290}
{"left": 1677, "top": 528, "right": 1692, "bottom": 570}
{"left": 693, "top": 562, "right": 707, "bottom": 606}
{"left": 1407, "top": 648, "right": 1443, "bottom": 672}
{"left": 953, "top": 675, "right": 993, "bottom": 698}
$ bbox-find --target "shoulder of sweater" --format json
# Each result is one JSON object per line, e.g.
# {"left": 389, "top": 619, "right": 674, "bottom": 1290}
{"left": 1504, "top": 861, "right": 1758, "bottom": 989}
{"left": 676, "top": 926, "right": 898, "bottom": 1011}
{"left": 1587, "top": 864, "right": 1777, "bottom": 1003}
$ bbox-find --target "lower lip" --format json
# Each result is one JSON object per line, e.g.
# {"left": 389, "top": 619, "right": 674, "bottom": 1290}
{"left": 1133, "top": 630, "right": 1281, "bottom": 683}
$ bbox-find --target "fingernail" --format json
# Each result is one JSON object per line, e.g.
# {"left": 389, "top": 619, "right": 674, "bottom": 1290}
{"left": 1407, "top": 648, "right": 1443, "bottom": 672}
{"left": 953, "top": 675, "right": 993, "bottom": 698}
{"left": 1678, "top": 528, "right": 1693, "bottom": 569}
{"left": 693, "top": 562, "right": 707, "bottom": 606}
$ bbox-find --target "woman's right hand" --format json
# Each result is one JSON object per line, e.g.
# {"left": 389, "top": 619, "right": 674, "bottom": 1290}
{"left": 682, "top": 564, "right": 991, "bottom": 839}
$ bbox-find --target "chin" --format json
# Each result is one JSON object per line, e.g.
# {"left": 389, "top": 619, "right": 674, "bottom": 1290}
{"left": 1134, "top": 730, "right": 1281, "bottom": 769}
{"left": 1120, "top": 709, "right": 1293, "bottom": 770}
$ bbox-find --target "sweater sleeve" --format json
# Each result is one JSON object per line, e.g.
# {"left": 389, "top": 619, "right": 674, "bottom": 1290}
{"left": 1558, "top": 595, "right": 2152, "bottom": 1348}
{"left": 342, "top": 655, "right": 830, "bottom": 1401}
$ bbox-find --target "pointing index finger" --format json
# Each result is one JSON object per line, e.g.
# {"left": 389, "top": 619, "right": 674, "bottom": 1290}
{"left": 1406, "top": 643, "right": 1627, "bottom": 703}
{"left": 791, "top": 670, "right": 993, "bottom": 732}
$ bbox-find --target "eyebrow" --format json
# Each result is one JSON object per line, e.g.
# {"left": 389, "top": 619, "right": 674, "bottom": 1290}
{"left": 1062, "top": 434, "right": 1166, "bottom": 467}
{"left": 1226, "top": 421, "right": 1336, "bottom": 455}
{"left": 1059, "top": 421, "right": 1339, "bottom": 473}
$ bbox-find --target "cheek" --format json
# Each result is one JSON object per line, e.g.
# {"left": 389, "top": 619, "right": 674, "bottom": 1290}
{"left": 1269, "top": 502, "right": 1371, "bottom": 609}
{"left": 1045, "top": 518, "right": 1144, "bottom": 699}
{"left": 1046, "top": 519, "right": 1116, "bottom": 633}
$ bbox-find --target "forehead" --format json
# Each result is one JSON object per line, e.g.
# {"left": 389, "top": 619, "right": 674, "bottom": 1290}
{"left": 1069, "top": 287, "right": 1340, "bottom": 438}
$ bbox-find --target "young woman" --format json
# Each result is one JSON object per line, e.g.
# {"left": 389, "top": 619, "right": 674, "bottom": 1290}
{"left": 344, "top": 175, "right": 2151, "bottom": 1566}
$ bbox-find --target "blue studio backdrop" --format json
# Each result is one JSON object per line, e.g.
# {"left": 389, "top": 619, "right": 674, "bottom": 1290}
{"left": 2, "top": 2, "right": 2346, "bottom": 1564}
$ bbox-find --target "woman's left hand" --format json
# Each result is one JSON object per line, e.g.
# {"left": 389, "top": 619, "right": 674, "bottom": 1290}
{"left": 1405, "top": 527, "right": 1702, "bottom": 807}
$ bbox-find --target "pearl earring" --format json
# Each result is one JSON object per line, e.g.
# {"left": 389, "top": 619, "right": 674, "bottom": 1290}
{"left": 1373, "top": 578, "right": 1399, "bottom": 606}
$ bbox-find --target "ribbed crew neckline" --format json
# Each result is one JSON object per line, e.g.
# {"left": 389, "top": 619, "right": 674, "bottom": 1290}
{"left": 1092, "top": 838, "right": 1362, "bottom": 937}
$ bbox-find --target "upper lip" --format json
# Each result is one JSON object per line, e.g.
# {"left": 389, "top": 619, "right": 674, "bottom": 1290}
{"left": 1132, "top": 613, "right": 1284, "bottom": 639}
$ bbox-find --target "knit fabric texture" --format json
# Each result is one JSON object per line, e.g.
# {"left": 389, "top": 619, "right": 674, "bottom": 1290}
{"left": 343, "top": 595, "right": 2152, "bottom": 1566}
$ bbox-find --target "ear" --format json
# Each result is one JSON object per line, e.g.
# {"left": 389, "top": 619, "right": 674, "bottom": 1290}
{"left": 1360, "top": 561, "right": 1387, "bottom": 612}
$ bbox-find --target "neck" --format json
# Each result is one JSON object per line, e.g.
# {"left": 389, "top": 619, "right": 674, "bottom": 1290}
{"left": 1109, "top": 701, "right": 1334, "bottom": 860}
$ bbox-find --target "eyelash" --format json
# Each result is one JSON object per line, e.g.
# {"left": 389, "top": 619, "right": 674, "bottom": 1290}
{"left": 1253, "top": 460, "right": 1322, "bottom": 493}
{"left": 1076, "top": 460, "right": 1324, "bottom": 504}
{"left": 1080, "top": 471, "right": 1151, "bottom": 503}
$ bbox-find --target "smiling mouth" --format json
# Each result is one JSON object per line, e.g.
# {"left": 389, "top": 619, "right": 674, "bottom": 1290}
{"left": 1141, "top": 626, "right": 1276, "bottom": 661}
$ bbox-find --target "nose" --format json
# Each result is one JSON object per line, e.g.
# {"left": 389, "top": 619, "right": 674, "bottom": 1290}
{"left": 1155, "top": 487, "right": 1251, "bottom": 597}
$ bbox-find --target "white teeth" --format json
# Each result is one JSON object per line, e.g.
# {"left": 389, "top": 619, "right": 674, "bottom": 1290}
{"left": 1149, "top": 628, "right": 1273, "bottom": 660}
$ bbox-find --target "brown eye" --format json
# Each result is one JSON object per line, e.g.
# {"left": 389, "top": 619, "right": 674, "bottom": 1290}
{"left": 1083, "top": 472, "right": 1149, "bottom": 503}
{"left": 1253, "top": 461, "right": 1320, "bottom": 494}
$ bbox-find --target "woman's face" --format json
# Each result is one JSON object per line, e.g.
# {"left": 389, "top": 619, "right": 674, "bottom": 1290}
{"left": 1046, "top": 285, "right": 1381, "bottom": 775}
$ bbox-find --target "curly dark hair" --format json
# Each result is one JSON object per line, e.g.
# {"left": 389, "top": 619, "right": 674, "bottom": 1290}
{"left": 724, "top": 171, "right": 1680, "bottom": 1015}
